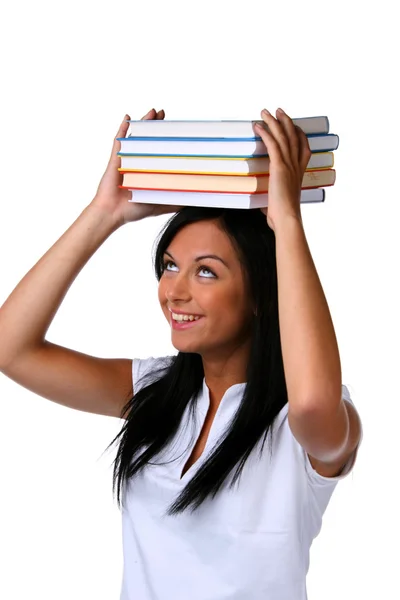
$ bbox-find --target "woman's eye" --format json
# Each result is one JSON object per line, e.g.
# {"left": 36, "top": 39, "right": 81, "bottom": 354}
{"left": 164, "top": 260, "right": 177, "bottom": 271}
{"left": 162, "top": 260, "right": 216, "bottom": 278}
{"left": 198, "top": 266, "right": 216, "bottom": 278}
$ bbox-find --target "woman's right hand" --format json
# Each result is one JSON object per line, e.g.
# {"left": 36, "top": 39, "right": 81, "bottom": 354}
{"left": 90, "top": 108, "right": 183, "bottom": 227}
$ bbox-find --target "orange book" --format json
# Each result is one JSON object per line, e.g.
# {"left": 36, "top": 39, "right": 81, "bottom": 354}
{"left": 120, "top": 169, "right": 335, "bottom": 194}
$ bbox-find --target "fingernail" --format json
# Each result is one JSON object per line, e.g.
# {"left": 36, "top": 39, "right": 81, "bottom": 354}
{"left": 262, "top": 108, "right": 270, "bottom": 115}
{"left": 277, "top": 108, "right": 284, "bottom": 114}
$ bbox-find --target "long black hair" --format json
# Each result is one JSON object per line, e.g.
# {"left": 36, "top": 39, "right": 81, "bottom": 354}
{"left": 105, "top": 206, "right": 288, "bottom": 515}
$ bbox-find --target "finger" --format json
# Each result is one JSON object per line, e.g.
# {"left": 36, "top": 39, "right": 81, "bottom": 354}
{"left": 141, "top": 108, "right": 157, "bottom": 120}
{"left": 295, "top": 125, "right": 312, "bottom": 175}
{"left": 260, "top": 109, "right": 291, "bottom": 166}
{"left": 276, "top": 108, "right": 299, "bottom": 168}
{"left": 254, "top": 121, "right": 283, "bottom": 166}
{"left": 141, "top": 108, "right": 164, "bottom": 121}
{"left": 115, "top": 113, "right": 131, "bottom": 139}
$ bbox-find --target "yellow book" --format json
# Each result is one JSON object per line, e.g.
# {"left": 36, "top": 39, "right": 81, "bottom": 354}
{"left": 118, "top": 152, "right": 334, "bottom": 176}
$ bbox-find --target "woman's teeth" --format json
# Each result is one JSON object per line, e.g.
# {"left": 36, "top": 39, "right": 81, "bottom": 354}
{"left": 172, "top": 313, "right": 200, "bottom": 322}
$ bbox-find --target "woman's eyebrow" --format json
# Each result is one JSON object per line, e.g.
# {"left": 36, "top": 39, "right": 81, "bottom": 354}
{"left": 164, "top": 250, "right": 229, "bottom": 268}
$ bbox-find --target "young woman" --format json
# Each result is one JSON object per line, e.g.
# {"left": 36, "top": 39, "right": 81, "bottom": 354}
{"left": 0, "top": 108, "right": 363, "bottom": 599}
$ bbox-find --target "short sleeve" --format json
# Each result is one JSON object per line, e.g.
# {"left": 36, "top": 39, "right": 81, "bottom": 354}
{"left": 304, "top": 384, "right": 363, "bottom": 487}
{"left": 132, "top": 355, "right": 175, "bottom": 394}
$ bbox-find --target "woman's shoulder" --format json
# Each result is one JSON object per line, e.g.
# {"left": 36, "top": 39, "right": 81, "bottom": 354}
{"left": 132, "top": 355, "right": 176, "bottom": 392}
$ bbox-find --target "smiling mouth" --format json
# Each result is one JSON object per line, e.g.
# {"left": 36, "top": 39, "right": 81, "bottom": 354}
{"left": 170, "top": 314, "right": 204, "bottom": 329}
{"left": 171, "top": 314, "right": 201, "bottom": 322}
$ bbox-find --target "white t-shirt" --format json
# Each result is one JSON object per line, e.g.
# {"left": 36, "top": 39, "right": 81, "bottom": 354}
{"left": 119, "top": 356, "right": 363, "bottom": 600}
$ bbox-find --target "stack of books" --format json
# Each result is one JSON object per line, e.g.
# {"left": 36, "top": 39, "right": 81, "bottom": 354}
{"left": 117, "top": 117, "right": 339, "bottom": 209}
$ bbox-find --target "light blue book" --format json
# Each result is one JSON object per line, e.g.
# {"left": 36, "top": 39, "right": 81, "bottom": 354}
{"left": 116, "top": 133, "right": 339, "bottom": 158}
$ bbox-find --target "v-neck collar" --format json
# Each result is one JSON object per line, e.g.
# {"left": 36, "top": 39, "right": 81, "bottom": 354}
{"left": 178, "top": 379, "right": 247, "bottom": 482}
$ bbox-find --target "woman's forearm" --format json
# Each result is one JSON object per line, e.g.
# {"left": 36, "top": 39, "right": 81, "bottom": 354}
{"left": 274, "top": 216, "right": 342, "bottom": 413}
{"left": 0, "top": 203, "right": 121, "bottom": 367}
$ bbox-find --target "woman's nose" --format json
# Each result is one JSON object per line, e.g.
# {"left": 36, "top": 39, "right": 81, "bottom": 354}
{"left": 165, "top": 275, "right": 191, "bottom": 302}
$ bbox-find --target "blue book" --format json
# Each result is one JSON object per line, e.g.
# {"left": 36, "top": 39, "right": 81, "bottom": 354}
{"left": 116, "top": 133, "right": 339, "bottom": 158}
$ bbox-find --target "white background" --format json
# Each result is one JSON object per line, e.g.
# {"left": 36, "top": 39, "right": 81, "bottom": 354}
{"left": 0, "top": 0, "right": 398, "bottom": 598}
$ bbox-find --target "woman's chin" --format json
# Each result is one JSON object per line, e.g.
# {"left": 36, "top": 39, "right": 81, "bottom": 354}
{"left": 171, "top": 339, "right": 201, "bottom": 353}
{"left": 170, "top": 333, "right": 210, "bottom": 354}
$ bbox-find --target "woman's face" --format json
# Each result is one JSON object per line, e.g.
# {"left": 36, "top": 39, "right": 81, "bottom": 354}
{"left": 158, "top": 219, "right": 253, "bottom": 357}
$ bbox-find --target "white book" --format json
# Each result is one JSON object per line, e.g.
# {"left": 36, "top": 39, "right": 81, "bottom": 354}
{"left": 126, "top": 116, "right": 330, "bottom": 138}
{"left": 128, "top": 188, "right": 325, "bottom": 209}
{"left": 118, "top": 151, "right": 334, "bottom": 175}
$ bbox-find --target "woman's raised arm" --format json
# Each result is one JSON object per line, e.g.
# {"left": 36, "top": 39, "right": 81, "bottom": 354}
{"left": 0, "top": 109, "right": 180, "bottom": 418}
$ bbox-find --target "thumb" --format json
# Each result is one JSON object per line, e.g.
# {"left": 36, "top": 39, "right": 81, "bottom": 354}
{"left": 109, "top": 114, "right": 131, "bottom": 165}
{"left": 151, "top": 204, "right": 184, "bottom": 217}
{"left": 296, "top": 126, "right": 312, "bottom": 175}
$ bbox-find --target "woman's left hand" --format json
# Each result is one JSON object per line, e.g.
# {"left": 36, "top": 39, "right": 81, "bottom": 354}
{"left": 254, "top": 108, "right": 312, "bottom": 232}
